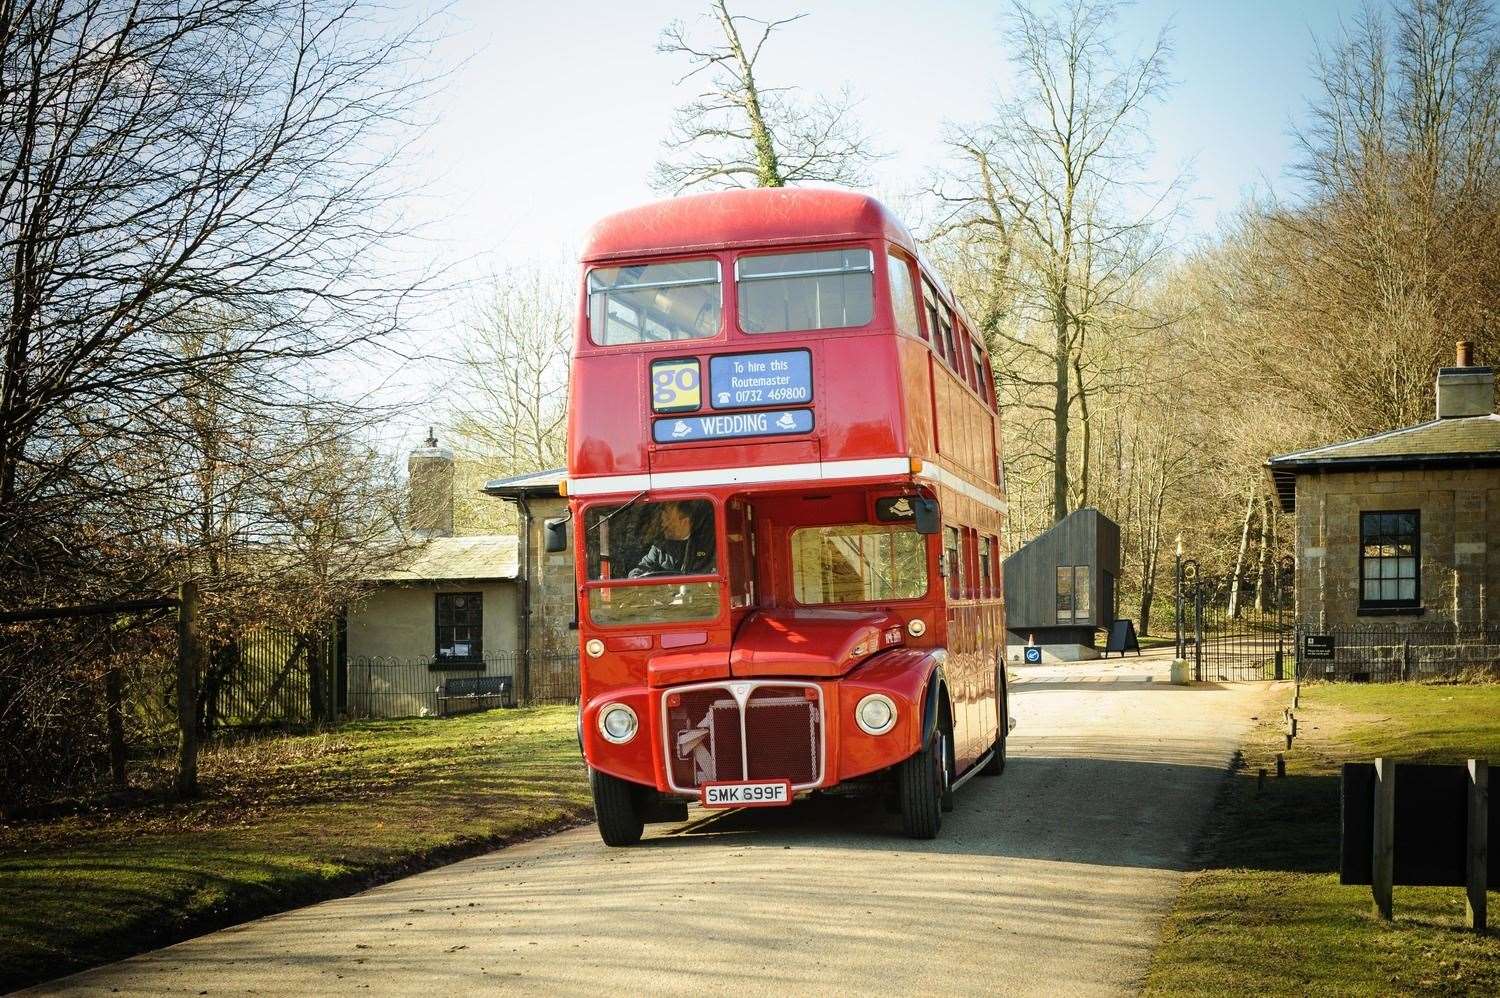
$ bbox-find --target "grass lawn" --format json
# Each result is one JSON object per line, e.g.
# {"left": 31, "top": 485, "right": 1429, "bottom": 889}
{"left": 1145, "top": 683, "right": 1500, "bottom": 996}
{"left": 0, "top": 705, "right": 590, "bottom": 992}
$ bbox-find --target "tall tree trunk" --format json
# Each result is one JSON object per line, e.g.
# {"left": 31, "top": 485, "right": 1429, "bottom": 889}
{"left": 1227, "top": 489, "right": 1256, "bottom": 618}
{"left": 1052, "top": 292, "right": 1070, "bottom": 523}
{"left": 1074, "top": 350, "right": 1090, "bottom": 509}
{"left": 713, "top": 0, "right": 784, "bottom": 188}
{"left": 1255, "top": 494, "right": 1273, "bottom": 612}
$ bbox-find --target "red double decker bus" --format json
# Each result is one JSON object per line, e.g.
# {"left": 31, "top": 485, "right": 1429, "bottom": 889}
{"left": 559, "top": 188, "right": 1008, "bottom": 844}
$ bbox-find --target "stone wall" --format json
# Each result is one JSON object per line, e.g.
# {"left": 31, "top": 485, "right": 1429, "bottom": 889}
{"left": 1294, "top": 467, "right": 1500, "bottom": 630}
{"left": 523, "top": 494, "right": 577, "bottom": 658}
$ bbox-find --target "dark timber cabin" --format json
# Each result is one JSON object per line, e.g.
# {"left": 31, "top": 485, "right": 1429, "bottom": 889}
{"left": 1003, "top": 507, "right": 1122, "bottom": 661}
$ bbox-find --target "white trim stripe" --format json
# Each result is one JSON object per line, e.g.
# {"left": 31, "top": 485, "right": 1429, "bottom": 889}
{"left": 567, "top": 457, "right": 913, "bottom": 496}
{"left": 917, "top": 464, "right": 1009, "bottom": 514}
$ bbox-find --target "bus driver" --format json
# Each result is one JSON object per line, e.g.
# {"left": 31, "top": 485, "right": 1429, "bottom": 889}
{"left": 628, "top": 501, "right": 715, "bottom": 577}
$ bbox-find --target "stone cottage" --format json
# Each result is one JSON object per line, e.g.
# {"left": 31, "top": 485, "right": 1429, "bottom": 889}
{"left": 1267, "top": 344, "right": 1500, "bottom": 636}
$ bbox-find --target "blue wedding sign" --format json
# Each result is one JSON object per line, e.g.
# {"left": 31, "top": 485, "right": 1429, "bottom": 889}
{"left": 653, "top": 408, "right": 814, "bottom": 443}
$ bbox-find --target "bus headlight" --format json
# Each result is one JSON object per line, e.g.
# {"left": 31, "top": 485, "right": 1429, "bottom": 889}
{"left": 585, "top": 638, "right": 605, "bottom": 658}
{"left": 855, "top": 694, "right": 897, "bottom": 735}
{"left": 598, "top": 703, "right": 638, "bottom": 744}
{"left": 906, "top": 619, "right": 926, "bottom": 637}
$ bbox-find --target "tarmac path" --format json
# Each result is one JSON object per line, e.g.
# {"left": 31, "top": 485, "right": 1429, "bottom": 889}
{"left": 31, "top": 653, "right": 1280, "bottom": 997}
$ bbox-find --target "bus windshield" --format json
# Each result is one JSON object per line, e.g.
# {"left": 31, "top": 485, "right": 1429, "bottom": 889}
{"left": 584, "top": 498, "right": 721, "bottom": 627}
{"left": 584, "top": 499, "right": 717, "bottom": 579}
{"left": 588, "top": 259, "right": 721, "bottom": 345}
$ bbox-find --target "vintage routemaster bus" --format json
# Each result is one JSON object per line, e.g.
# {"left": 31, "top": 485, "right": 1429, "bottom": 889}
{"left": 557, "top": 187, "right": 1008, "bottom": 844}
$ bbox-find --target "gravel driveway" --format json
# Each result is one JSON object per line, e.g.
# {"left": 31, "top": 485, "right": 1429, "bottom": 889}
{"left": 31, "top": 653, "right": 1279, "bottom": 997}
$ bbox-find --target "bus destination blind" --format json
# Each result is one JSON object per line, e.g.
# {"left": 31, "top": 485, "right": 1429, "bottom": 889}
{"left": 708, "top": 349, "right": 812, "bottom": 409}
{"left": 653, "top": 408, "right": 813, "bottom": 443}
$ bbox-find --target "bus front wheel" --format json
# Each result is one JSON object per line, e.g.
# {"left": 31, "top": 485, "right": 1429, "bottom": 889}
{"left": 899, "top": 725, "right": 947, "bottom": 839}
{"left": 590, "top": 768, "right": 644, "bottom": 846}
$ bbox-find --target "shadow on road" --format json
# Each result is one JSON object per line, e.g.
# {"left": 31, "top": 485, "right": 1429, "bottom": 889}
{"left": 642, "top": 754, "right": 1235, "bottom": 872}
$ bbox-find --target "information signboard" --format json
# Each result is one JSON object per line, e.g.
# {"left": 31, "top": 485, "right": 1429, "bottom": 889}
{"left": 709, "top": 350, "right": 812, "bottom": 409}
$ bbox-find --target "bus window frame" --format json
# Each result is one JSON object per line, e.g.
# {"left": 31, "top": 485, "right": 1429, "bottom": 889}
{"left": 886, "top": 248, "right": 924, "bottom": 341}
{"left": 732, "top": 243, "right": 878, "bottom": 337}
{"left": 787, "top": 520, "right": 933, "bottom": 610}
{"left": 578, "top": 494, "right": 730, "bottom": 629}
{"left": 581, "top": 253, "right": 729, "bottom": 350}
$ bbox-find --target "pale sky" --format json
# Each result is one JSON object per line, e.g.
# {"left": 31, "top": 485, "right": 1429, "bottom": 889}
{"left": 386, "top": 0, "right": 1371, "bottom": 446}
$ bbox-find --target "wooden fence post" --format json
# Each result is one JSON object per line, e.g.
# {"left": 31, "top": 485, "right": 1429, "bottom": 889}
{"left": 1469, "top": 759, "right": 1489, "bottom": 934}
{"left": 176, "top": 581, "right": 202, "bottom": 798}
{"left": 1373, "top": 756, "right": 1395, "bottom": 920}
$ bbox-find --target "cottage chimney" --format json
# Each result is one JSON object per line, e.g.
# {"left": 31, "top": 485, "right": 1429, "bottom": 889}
{"left": 1435, "top": 341, "right": 1494, "bottom": 419}
{"left": 407, "top": 427, "right": 454, "bottom": 537}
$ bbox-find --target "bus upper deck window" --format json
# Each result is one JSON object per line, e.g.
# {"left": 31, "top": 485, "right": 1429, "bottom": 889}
{"left": 737, "top": 247, "right": 874, "bottom": 334}
{"left": 587, "top": 259, "right": 721, "bottom": 346}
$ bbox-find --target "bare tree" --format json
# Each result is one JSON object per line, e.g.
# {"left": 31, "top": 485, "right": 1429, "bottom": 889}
{"left": 449, "top": 264, "right": 572, "bottom": 477}
{"left": 0, "top": 0, "right": 434, "bottom": 805}
{"left": 931, "top": 0, "right": 1175, "bottom": 525}
{"left": 654, "top": 0, "right": 878, "bottom": 192}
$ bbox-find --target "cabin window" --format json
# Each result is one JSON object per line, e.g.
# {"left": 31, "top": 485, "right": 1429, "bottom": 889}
{"left": 887, "top": 253, "right": 922, "bottom": 339}
{"left": 970, "top": 338, "right": 987, "bottom": 394}
{"left": 737, "top": 247, "right": 874, "bottom": 333}
{"left": 1360, "top": 511, "right": 1419, "bottom": 608}
{"left": 944, "top": 526, "right": 960, "bottom": 598}
{"left": 939, "top": 309, "right": 958, "bottom": 371}
{"left": 435, "top": 592, "right": 483, "bottom": 663}
{"left": 583, "top": 499, "right": 716, "bottom": 580}
{"left": 588, "top": 258, "right": 721, "bottom": 345}
{"left": 791, "top": 523, "right": 927, "bottom": 605}
{"left": 979, "top": 536, "right": 993, "bottom": 598}
{"left": 726, "top": 499, "right": 756, "bottom": 609}
{"left": 922, "top": 280, "right": 943, "bottom": 354}
{"left": 1056, "top": 566, "right": 1091, "bottom": 623}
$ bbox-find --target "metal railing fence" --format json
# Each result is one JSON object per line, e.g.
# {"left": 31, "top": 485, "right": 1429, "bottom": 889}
{"left": 1296, "top": 623, "right": 1500, "bottom": 682}
{"left": 346, "top": 651, "right": 579, "bottom": 719}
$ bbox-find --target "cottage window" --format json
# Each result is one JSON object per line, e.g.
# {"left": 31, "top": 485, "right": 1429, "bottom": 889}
{"left": 436, "top": 592, "right": 483, "bottom": 663}
{"left": 1360, "top": 511, "right": 1419, "bottom": 609}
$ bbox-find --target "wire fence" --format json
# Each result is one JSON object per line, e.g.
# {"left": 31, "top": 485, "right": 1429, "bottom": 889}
{"left": 1296, "top": 624, "right": 1500, "bottom": 682}
{"left": 346, "top": 651, "right": 579, "bottom": 719}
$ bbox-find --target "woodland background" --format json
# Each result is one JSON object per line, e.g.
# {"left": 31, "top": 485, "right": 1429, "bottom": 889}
{"left": 3, "top": 0, "right": 1498, "bottom": 808}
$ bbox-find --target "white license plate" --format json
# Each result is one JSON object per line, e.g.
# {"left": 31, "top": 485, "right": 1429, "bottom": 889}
{"left": 701, "top": 779, "right": 792, "bottom": 808}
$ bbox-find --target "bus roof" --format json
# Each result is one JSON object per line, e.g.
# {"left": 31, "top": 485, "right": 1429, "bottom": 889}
{"left": 580, "top": 187, "right": 920, "bottom": 263}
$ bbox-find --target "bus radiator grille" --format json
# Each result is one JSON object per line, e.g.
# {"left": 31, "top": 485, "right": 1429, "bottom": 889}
{"left": 745, "top": 687, "right": 821, "bottom": 785}
{"left": 667, "top": 689, "right": 741, "bottom": 788}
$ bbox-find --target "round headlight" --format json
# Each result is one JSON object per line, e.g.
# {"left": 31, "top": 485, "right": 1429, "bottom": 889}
{"left": 585, "top": 638, "right": 605, "bottom": 658}
{"left": 855, "top": 694, "right": 897, "bottom": 735}
{"left": 598, "top": 703, "right": 638, "bottom": 744}
{"left": 906, "top": 618, "right": 927, "bottom": 637}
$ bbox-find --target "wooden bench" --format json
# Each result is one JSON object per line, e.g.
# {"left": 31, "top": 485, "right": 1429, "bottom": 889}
{"left": 435, "top": 675, "right": 513, "bottom": 716}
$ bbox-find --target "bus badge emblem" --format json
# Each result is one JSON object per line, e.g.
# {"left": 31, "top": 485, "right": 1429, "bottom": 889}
{"left": 672, "top": 420, "right": 691, "bottom": 438}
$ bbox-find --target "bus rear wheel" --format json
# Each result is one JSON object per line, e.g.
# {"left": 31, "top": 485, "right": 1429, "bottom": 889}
{"left": 899, "top": 726, "right": 947, "bottom": 839}
{"left": 590, "top": 768, "right": 644, "bottom": 846}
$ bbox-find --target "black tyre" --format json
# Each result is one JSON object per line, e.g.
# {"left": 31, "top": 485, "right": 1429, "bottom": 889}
{"left": 982, "top": 667, "right": 1008, "bottom": 776}
{"left": 590, "top": 768, "right": 644, "bottom": 846}
{"left": 899, "top": 725, "right": 948, "bottom": 839}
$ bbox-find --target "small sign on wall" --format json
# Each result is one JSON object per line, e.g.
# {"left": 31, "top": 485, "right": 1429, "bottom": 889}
{"left": 1304, "top": 634, "right": 1336, "bottom": 659}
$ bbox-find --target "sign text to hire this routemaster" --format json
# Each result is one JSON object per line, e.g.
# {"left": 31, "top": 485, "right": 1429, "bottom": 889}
{"left": 709, "top": 349, "right": 812, "bottom": 409}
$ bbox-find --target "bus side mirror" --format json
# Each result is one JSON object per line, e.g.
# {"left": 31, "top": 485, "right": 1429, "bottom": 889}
{"left": 544, "top": 517, "right": 569, "bottom": 553}
{"left": 912, "top": 498, "right": 940, "bottom": 535}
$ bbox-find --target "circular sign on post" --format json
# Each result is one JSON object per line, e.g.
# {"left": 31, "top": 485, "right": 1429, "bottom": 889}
{"left": 1024, "top": 646, "right": 1042, "bottom": 664}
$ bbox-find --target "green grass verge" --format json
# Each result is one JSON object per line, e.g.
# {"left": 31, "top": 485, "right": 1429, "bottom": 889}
{"left": 1145, "top": 683, "right": 1500, "bottom": 996}
{"left": 0, "top": 705, "right": 590, "bottom": 991}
